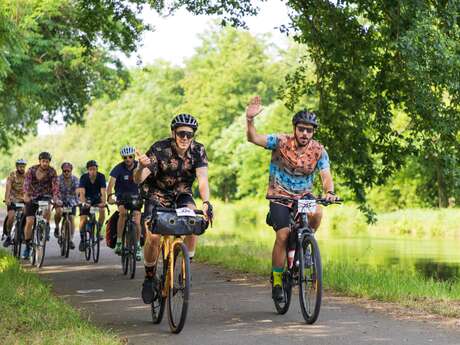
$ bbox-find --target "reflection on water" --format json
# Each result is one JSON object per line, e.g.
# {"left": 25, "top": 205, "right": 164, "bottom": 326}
{"left": 317, "top": 236, "right": 460, "bottom": 282}
{"left": 414, "top": 259, "right": 460, "bottom": 282}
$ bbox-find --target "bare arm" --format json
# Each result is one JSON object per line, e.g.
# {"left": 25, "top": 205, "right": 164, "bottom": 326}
{"left": 246, "top": 96, "right": 268, "bottom": 148}
{"left": 4, "top": 177, "right": 12, "bottom": 204}
{"left": 133, "top": 166, "right": 151, "bottom": 184}
{"left": 106, "top": 176, "right": 115, "bottom": 198}
{"left": 319, "top": 168, "right": 336, "bottom": 201}
{"left": 78, "top": 188, "right": 86, "bottom": 204}
{"left": 196, "top": 167, "right": 210, "bottom": 203}
{"left": 100, "top": 188, "right": 107, "bottom": 206}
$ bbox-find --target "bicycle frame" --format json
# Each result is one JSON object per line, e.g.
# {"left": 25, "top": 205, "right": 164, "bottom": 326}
{"left": 158, "top": 235, "right": 185, "bottom": 296}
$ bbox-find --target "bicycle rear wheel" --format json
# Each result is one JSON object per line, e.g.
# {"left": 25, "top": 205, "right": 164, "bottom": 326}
{"left": 274, "top": 269, "right": 293, "bottom": 314}
{"left": 35, "top": 222, "right": 47, "bottom": 268}
{"left": 92, "top": 224, "right": 100, "bottom": 263}
{"left": 167, "top": 242, "right": 190, "bottom": 334}
{"left": 121, "top": 229, "right": 128, "bottom": 275}
{"left": 152, "top": 247, "right": 166, "bottom": 324}
{"left": 298, "top": 235, "right": 322, "bottom": 324}
{"left": 84, "top": 223, "right": 92, "bottom": 261}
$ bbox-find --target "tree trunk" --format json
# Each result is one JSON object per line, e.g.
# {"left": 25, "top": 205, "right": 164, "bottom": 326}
{"left": 435, "top": 158, "right": 448, "bottom": 208}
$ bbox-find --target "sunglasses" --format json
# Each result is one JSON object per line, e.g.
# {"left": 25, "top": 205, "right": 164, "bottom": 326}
{"left": 297, "top": 126, "right": 315, "bottom": 134}
{"left": 176, "top": 131, "right": 194, "bottom": 139}
{"left": 63, "top": 170, "right": 71, "bottom": 173}
{"left": 123, "top": 155, "right": 134, "bottom": 160}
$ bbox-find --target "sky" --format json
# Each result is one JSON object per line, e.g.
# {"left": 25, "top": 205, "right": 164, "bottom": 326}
{"left": 37, "top": 0, "right": 291, "bottom": 135}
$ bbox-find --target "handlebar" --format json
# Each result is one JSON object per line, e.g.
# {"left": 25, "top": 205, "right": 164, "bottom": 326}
{"left": 268, "top": 196, "right": 343, "bottom": 206}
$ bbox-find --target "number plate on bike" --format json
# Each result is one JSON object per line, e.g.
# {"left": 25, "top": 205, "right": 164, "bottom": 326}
{"left": 90, "top": 207, "right": 99, "bottom": 214}
{"left": 38, "top": 201, "right": 49, "bottom": 207}
{"left": 176, "top": 207, "right": 196, "bottom": 217}
{"left": 62, "top": 207, "right": 72, "bottom": 213}
{"left": 298, "top": 199, "right": 317, "bottom": 213}
{"left": 15, "top": 203, "right": 25, "bottom": 208}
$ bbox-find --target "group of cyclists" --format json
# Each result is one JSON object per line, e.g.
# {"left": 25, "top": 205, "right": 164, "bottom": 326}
{"left": 2, "top": 96, "right": 338, "bottom": 307}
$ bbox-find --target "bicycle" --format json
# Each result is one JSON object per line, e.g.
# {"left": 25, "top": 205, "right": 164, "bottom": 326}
{"left": 148, "top": 204, "right": 208, "bottom": 334}
{"left": 116, "top": 194, "right": 142, "bottom": 279}
{"left": 29, "top": 197, "right": 52, "bottom": 268}
{"left": 268, "top": 195, "right": 341, "bottom": 324}
{"left": 81, "top": 201, "right": 108, "bottom": 263}
{"left": 58, "top": 203, "right": 75, "bottom": 258}
{"left": 6, "top": 202, "right": 26, "bottom": 259}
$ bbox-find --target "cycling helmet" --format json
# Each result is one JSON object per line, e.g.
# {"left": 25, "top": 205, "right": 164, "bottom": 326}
{"left": 292, "top": 110, "right": 318, "bottom": 128}
{"left": 38, "top": 152, "right": 52, "bottom": 161}
{"left": 86, "top": 160, "right": 98, "bottom": 169}
{"left": 170, "top": 113, "right": 198, "bottom": 131}
{"left": 16, "top": 158, "right": 27, "bottom": 165}
{"left": 120, "top": 145, "right": 135, "bottom": 156}
{"left": 61, "top": 162, "right": 73, "bottom": 170}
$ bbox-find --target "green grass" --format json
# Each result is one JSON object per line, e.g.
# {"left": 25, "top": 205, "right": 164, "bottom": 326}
{"left": 196, "top": 199, "right": 460, "bottom": 318}
{"left": 0, "top": 250, "right": 122, "bottom": 345}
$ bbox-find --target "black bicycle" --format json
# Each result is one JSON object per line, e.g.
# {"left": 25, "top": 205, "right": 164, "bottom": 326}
{"left": 117, "top": 194, "right": 142, "bottom": 279}
{"left": 268, "top": 195, "right": 341, "bottom": 324}
{"left": 81, "top": 202, "right": 108, "bottom": 263}
{"left": 30, "top": 197, "right": 52, "bottom": 268}
{"left": 58, "top": 203, "right": 75, "bottom": 258}
{"left": 8, "top": 202, "right": 26, "bottom": 259}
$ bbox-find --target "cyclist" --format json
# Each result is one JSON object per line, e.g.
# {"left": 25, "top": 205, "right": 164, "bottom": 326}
{"left": 133, "top": 113, "right": 213, "bottom": 304}
{"left": 77, "top": 160, "right": 107, "bottom": 252}
{"left": 107, "top": 145, "right": 142, "bottom": 261}
{"left": 3, "top": 159, "right": 27, "bottom": 247}
{"left": 54, "top": 162, "right": 79, "bottom": 250}
{"left": 245, "top": 96, "right": 338, "bottom": 303}
{"left": 22, "top": 152, "right": 60, "bottom": 259}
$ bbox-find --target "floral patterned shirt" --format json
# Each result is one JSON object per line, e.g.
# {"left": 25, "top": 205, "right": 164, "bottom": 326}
{"left": 24, "top": 165, "right": 60, "bottom": 200}
{"left": 58, "top": 175, "right": 79, "bottom": 206}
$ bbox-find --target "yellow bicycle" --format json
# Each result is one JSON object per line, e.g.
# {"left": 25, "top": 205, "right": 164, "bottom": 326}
{"left": 149, "top": 206, "right": 207, "bottom": 334}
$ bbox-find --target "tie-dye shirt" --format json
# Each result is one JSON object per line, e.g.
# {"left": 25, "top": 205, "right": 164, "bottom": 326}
{"left": 265, "top": 134, "right": 330, "bottom": 202}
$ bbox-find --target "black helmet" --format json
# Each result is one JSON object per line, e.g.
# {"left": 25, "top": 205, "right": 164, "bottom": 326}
{"left": 292, "top": 110, "right": 318, "bottom": 128}
{"left": 38, "top": 152, "right": 52, "bottom": 161}
{"left": 86, "top": 160, "right": 98, "bottom": 169}
{"left": 171, "top": 113, "right": 198, "bottom": 131}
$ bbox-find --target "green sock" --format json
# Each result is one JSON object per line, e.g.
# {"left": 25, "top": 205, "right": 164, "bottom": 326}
{"left": 272, "top": 267, "right": 283, "bottom": 287}
{"left": 116, "top": 239, "right": 122, "bottom": 245}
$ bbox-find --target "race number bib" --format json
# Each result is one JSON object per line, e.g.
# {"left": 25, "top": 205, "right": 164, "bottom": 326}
{"left": 176, "top": 208, "right": 196, "bottom": 217}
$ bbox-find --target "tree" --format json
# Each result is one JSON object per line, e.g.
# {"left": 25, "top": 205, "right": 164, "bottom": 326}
{"left": 282, "top": 0, "right": 460, "bottom": 211}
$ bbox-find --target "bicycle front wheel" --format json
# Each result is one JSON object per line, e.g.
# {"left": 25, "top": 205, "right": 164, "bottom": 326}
{"left": 92, "top": 224, "right": 100, "bottom": 263}
{"left": 84, "top": 224, "right": 92, "bottom": 261}
{"left": 12, "top": 221, "right": 22, "bottom": 258}
{"left": 121, "top": 229, "right": 128, "bottom": 275}
{"left": 35, "top": 222, "right": 47, "bottom": 268}
{"left": 167, "top": 242, "right": 190, "bottom": 334}
{"left": 298, "top": 235, "right": 322, "bottom": 324}
{"left": 127, "top": 222, "right": 136, "bottom": 279}
{"left": 63, "top": 219, "right": 71, "bottom": 258}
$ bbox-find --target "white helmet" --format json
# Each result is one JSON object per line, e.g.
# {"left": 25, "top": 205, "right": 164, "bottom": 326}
{"left": 16, "top": 158, "right": 27, "bottom": 165}
{"left": 120, "top": 145, "right": 135, "bottom": 156}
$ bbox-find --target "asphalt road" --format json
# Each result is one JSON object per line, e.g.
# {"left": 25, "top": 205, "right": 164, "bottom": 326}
{"left": 18, "top": 234, "right": 460, "bottom": 345}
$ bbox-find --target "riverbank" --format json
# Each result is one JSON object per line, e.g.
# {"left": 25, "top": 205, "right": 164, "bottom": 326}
{"left": 0, "top": 250, "right": 121, "bottom": 345}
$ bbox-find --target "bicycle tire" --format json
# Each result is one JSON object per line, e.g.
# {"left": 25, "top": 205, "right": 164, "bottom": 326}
{"left": 167, "top": 242, "right": 190, "bottom": 334}
{"left": 92, "top": 223, "right": 100, "bottom": 263}
{"left": 63, "top": 219, "right": 71, "bottom": 258}
{"left": 84, "top": 223, "right": 92, "bottom": 261}
{"left": 36, "top": 222, "right": 47, "bottom": 268}
{"left": 127, "top": 221, "right": 136, "bottom": 279}
{"left": 12, "top": 219, "right": 22, "bottom": 258}
{"left": 298, "top": 235, "right": 322, "bottom": 324}
{"left": 121, "top": 228, "right": 128, "bottom": 275}
{"left": 274, "top": 269, "right": 293, "bottom": 314}
{"left": 152, "top": 247, "right": 166, "bottom": 324}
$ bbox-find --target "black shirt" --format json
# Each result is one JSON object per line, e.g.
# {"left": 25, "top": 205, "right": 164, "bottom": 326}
{"left": 79, "top": 172, "right": 106, "bottom": 203}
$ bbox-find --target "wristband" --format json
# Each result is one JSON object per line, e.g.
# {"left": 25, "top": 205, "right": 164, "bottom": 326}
{"left": 326, "top": 191, "right": 335, "bottom": 195}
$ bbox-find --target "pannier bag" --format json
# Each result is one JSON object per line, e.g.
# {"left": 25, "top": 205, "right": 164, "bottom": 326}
{"left": 105, "top": 211, "right": 119, "bottom": 248}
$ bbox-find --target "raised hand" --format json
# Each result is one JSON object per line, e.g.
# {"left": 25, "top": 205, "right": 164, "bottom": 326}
{"left": 246, "top": 96, "right": 263, "bottom": 119}
{"left": 135, "top": 148, "right": 150, "bottom": 168}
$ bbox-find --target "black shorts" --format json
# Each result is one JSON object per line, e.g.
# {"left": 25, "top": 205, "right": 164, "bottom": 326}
{"left": 7, "top": 204, "right": 16, "bottom": 212}
{"left": 267, "top": 202, "right": 292, "bottom": 231}
{"left": 24, "top": 202, "right": 39, "bottom": 217}
{"left": 79, "top": 199, "right": 102, "bottom": 216}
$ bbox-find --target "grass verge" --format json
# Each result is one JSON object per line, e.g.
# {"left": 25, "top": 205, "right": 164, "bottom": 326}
{"left": 196, "top": 200, "right": 460, "bottom": 318}
{"left": 0, "top": 250, "right": 122, "bottom": 345}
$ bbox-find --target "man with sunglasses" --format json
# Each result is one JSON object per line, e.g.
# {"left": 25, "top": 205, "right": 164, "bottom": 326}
{"left": 246, "top": 96, "right": 338, "bottom": 303}
{"left": 133, "top": 113, "right": 213, "bottom": 304}
{"left": 107, "top": 145, "right": 142, "bottom": 260}
{"left": 54, "top": 162, "right": 79, "bottom": 249}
